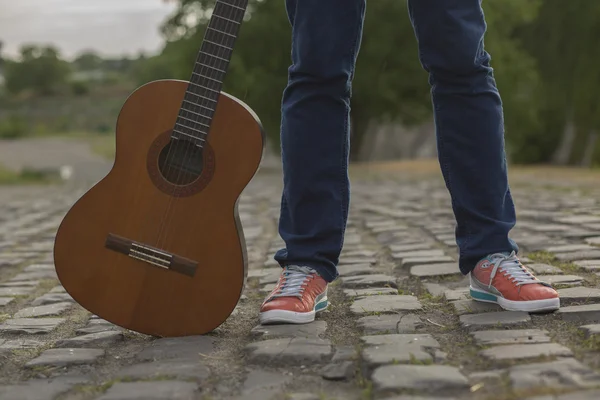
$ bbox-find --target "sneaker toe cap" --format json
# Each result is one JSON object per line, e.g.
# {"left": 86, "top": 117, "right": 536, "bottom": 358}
{"left": 520, "top": 284, "right": 559, "bottom": 301}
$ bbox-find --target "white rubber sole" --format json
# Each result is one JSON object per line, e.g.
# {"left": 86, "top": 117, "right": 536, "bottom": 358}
{"left": 259, "top": 295, "right": 328, "bottom": 325}
{"left": 470, "top": 286, "right": 560, "bottom": 312}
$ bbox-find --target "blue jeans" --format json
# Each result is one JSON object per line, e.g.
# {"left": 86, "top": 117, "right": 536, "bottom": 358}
{"left": 275, "top": 0, "right": 518, "bottom": 282}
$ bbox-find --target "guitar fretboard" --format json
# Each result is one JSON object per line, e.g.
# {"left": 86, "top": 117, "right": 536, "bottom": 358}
{"left": 172, "top": 0, "right": 248, "bottom": 145}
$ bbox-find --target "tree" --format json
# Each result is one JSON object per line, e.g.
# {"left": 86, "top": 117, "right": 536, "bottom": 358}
{"left": 4, "top": 45, "right": 70, "bottom": 95}
{"left": 153, "top": 0, "right": 549, "bottom": 162}
{"left": 73, "top": 50, "right": 103, "bottom": 71}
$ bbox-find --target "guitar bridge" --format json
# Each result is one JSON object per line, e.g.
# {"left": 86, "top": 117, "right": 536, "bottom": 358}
{"left": 105, "top": 233, "right": 197, "bottom": 277}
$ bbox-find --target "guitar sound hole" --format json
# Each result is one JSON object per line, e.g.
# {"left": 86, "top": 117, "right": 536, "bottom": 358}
{"left": 158, "top": 139, "right": 204, "bottom": 185}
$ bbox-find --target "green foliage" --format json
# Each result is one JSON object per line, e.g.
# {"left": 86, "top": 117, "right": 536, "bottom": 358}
{"left": 0, "top": 114, "right": 28, "bottom": 139}
{"left": 151, "top": 0, "right": 555, "bottom": 161}
{"left": 4, "top": 45, "right": 70, "bottom": 96}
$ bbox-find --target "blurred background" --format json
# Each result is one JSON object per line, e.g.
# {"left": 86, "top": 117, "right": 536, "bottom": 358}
{"left": 0, "top": 0, "right": 598, "bottom": 185}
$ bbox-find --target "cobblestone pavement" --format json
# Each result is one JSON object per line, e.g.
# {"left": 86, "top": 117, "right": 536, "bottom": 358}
{"left": 1, "top": 166, "right": 600, "bottom": 400}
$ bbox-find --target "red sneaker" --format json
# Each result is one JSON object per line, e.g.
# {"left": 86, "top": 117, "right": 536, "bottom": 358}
{"left": 470, "top": 251, "right": 560, "bottom": 312}
{"left": 259, "top": 266, "right": 328, "bottom": 324}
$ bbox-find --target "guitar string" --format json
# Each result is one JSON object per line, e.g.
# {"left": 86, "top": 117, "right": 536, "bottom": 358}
{"left": 154, "top": 0, "right": 233, "bottom": 249}
{"left": 154, "top": 0, "right": 245, "bottom": 252}
{"left": 157, "top": 0, "right": 244, "bottom": 250}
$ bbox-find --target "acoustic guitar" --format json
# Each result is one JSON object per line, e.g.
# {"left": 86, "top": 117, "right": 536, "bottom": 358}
{"left": 53, "top": 0, "right": 264, "bottom": 337}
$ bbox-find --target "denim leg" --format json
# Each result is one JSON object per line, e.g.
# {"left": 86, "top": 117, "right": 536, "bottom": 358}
{"left": 407, "top": 0, "right": 518, "bottom": 274}
{"left": 274, "top": 0, "right": 366, "bottom": 282}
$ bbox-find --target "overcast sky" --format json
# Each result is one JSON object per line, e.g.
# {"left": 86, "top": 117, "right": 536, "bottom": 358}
{"left": 0, "top": 0, "right": 177, "bottom": 59}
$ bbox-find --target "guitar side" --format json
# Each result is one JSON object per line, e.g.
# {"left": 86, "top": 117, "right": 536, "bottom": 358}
{"left": 53, "top": 80, "right": 265, "bottom": 337}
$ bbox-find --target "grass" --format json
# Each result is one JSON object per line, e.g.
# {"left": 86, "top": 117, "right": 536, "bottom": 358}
{"left": 89, "top": 134, "right": 116, "bottom": 160}
{"left": 0, "top": 164, "right": 57, "bottom": 185}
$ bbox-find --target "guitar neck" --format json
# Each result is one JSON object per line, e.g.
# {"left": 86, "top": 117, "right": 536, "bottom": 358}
{"left": 173, "top": 0, "right": 249, "bottom": 144}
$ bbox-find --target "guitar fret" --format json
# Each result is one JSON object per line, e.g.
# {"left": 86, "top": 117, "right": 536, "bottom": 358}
{"left": 188, "top": 82, "right": 220, "bottom": 94}
{"left": 196, "top": 62, "right": 226, "bottom": 74}
{"left": 185, "top": 91, "right": 218, "bottom": 102}
{"left": 175, "top": 122, "right": 207, "bottom": 138}
{"left": 192, "top": 72, "right": 221, "bottom": 84}
{"left": 199, "top": 51, "right": 229, "bottom": 63}
{"left": 182, "top": 100, "right": 215, "bottom": 113}
{"left": 213, "top": 14, "right": 240, "bottom": 25}
{"left": 207, "top": 26, "right": 236, "bottom": 38}
{"left": 204, "top": 39, "right": 233, "bottom": 51}
{"left": 219, "top": 1, "right": 246, "bottom": 12}
{"left": 181, "top": 108, "right": 213, "bottom": 120}
{"left": 178, "top": 115, "right": 210, "bottom": 128}
{"left": 172, "top": 128, "right": 206, "bottom": 142}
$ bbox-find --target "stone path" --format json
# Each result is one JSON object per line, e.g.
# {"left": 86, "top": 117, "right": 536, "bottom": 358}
{"left": 1, "top": 165, "right": 600, "bottom": 399}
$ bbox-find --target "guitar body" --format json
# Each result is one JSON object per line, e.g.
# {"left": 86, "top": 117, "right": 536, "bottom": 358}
{"left": 53, "top": 79, "right": 264, "bottom": 337}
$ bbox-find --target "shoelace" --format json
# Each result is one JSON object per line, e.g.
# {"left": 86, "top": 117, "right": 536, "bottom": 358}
{"left": 488, "top": 251, "right": 539, "bottom": 288}
{"left": 270, "top": 265, "right": 315, "bottom": 299}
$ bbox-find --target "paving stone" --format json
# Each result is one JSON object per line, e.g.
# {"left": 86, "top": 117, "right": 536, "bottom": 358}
{"left": 361, "top": 334, "right": 440, "bottom": 369}
{"left": 351, "top": 295, "right": 422, "bottom": 315}
{"left": 50, "top": 285, "right": 67, "bottom": 293}
{"left": 0, "top": 286, "right": 35, "bottom": 296}
{"left": 380, "top": 397, "right": 458, "bottom": 400}
{"left": 526, "top": 390, "right": 600, "bottom": 400}
{"left": 526, "top": 263, "right": 564, "bottom": 275}
{"left": 358, "top": 314, "right": 422, "bottom": 334}
{"left": 116, "top": 359, "right": 210, "bottom": 381}
{"left": 321, "top": 360, "right": 355, "bottom": 381}
{"left": 361, "top": 333, "right": 440, "bottom": 348}
{"left": 371, "top": 365, "right": 469, "bottom": 392}
{"left": 286, "top": 394, "right": 320, "bottom": 400}
{"left": 234, "top": 369, "right": 292, "bottom": 400}
{"left": 573, "top": 260, "right": 600, "bottom": 271}
{"left": 0, "top": 375, "right": 89, "bottom": 400}
{"left": 250, "top": 320, "right": 326, "bottom": 339}
{"left": 0, "top": 280, "right": 40, "bottom": 287}
{"left": 0, "top": 338, "right": 44, "bottom": 356}
{"left": 555, "top": 215, "right": 600, "bottom": 225}
{"left": 579, "top": 324, "right": 600, "bottom": 337}
{"left": 460, "top": 311, "right": 531, "bottom": 329}
{"left": 341, "top": 274, "right": 398, "bottom": 289}
{"left": 10, "top": 270, "right": 58, "bottom": 281}
{"left": 0, "top": 297, "right": 14, "bottom": 306}
{"left": 389, "top": 243, "right": 437, "bottom": 252}
{"left": 245, "top": 337, "right": 332, "bottom": 364}
{"left": 558, "top": 304, "right": 600, "bottom": 322}
{"left": 400, "top": 256, "right": 454, "bottom": 268}
{"left": 25, "top": 348, "right": 105, "bottom": 367}
{"left": 410, "top": 263, "right": 460, "bottom": 277}
{"left": 480, "top": 343, "right": 572, "bottom": 361}
{"left": 451, "top": 299, "right": 503, "bottom": 315}
{"left": 343, "top": 287, "right": 399, "bottom": 298}
{"left": 444, "top": 288, "right": 470, "bottom": 301}
{"left": 55, "top": 331, "right": 124, "bottom": 348}
{"left": 31, "top": 292, "right": 74, "bottom": 306}
{"left": 545, "top": 244, "right": 598, "bottom": 253}
{"left": 509, "top": 358, "right": 600, "bottom": 390}
{"left": 339, "top": 257, "right": 376, "bottom": 266}
{"left": 331, "top": 345, "right": 357, "bottom": 362}
{"left": 556, "top": 287, "right": 600, "bottom": 304}
{"left": 392, "top": 249, "right": 446, "bottom": 260}
{"left": 423, "top": 283, "right": 449, "bottom": 298}
{"left": 136, "top": 336, "right": 216, "bottom": 361}
{"left": 555, "top": 250, "right": 600, "bottom": 262}
{"left": 0, "top": 317, "right": 65, "bottom": 334}
{"left": 14, "top": 301, "right": 73, "bottom": 318}
{"left": 536, "top": 275, "right": 584, "bottom": 286}
{"left": 96, "top": 381, "right": 198, "bottom": 400}
{"left": 471, "top": 329, "right": 551, "bottom": 345}
{"left": 341, "top": 249, "right": 377, "bottom": 258}
{"left": 338, "top": 263, "right": 375, "bottom": 277}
